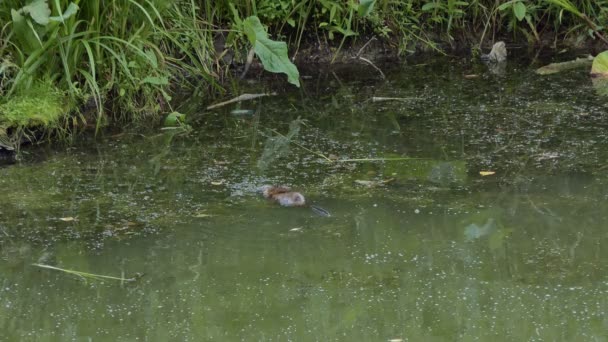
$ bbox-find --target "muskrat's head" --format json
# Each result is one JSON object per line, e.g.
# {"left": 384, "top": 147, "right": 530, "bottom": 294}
{"left": 481, "top": 41, "right": 507, "bottom": 63}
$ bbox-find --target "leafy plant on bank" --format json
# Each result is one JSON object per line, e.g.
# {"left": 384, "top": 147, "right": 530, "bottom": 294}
{"left": 0, "top": 0, "right": 219, "bottom": 136}
{"left": 497, "top": 0, "right": 541, "bottom": 43}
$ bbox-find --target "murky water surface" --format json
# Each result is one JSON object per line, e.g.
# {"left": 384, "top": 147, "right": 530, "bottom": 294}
{"left": 1, "top": 57, "right": 607, "bottom": 341}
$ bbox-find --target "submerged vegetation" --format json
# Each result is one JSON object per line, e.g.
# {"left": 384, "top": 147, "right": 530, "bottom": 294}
{"left": 0, "top": 0, "right": 607, "bottom": 145}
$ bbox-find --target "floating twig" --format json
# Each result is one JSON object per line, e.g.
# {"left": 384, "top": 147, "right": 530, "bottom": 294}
{"left": 337, "top": 157, "right": 424, "bottom": 162}
{"left": 32, "top": 263, "right": 143, "bottom": 283}
{"left": 355, "top": 36, "right": 377, "bottom": 58}
{"left": 350, "top": 36, "right": 386, "bottom": 79}
{"left": 357, "top": 56, "right": 386, "bottom": 79}
{"left": 206, "top": 93, "right": 276, "bottom": 110}
{"left": 371, "top": 96, "right": 414, "bottom": 102}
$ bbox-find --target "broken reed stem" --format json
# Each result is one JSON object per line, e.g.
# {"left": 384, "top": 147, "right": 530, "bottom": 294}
{"left": 356, "top": 56, "right": 386, "bottom": 79}
{"left": 355, "top": 36, "right": 377, "bottom": 58}
{"left": 206, "top": 93, "right": 276, "bottom": 110}
{"left": 33, "top": 263, "right": 142, "bottom": 283}
{"left": 337, "top": 157, "right": 424, "bottom": 162}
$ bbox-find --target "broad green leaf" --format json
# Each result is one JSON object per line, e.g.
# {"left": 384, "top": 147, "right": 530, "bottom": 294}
{"left": 243, "top": 16, "right": 300, "bottom": 87}
{"left": 49, "top": 3, "right": 79, "bottom": 23}
{"left": 358, "top": 0, "right": 376, "bottom": 17}
{"left": 591, "top": 51, "right": 608, "bottom": 96}
{"left": 513, "top": 1, "right": 526, "bottom": 21}
{"left": 23, "top": 0, "right": 51, "bottom": 26}
{"left": 163, "top": 111, "right": 186, "bottom": 127}
{"left": 11, "top": 9, "right": 41, "bottom": 53}
{"left": 591, "top": 51, "right": 608, "bottom": 76}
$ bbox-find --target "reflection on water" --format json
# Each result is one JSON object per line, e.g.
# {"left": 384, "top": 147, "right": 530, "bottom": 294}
{"left": 1, "top": 57, "right": 607, "bottom": 340}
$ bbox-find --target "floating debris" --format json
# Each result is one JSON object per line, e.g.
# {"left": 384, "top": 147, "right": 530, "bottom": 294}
{"left": 230, "top": 109, "right": 255, "bottom": 116}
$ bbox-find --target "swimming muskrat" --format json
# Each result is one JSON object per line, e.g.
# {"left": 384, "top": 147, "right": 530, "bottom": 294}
{"left": 260, "top": 185, "right": 306, "bottom": 207}
{"left": 481, "top": 41, "right": 507, "bottom": 63}
{"left": 260, "top": 185, "right": 331, "bottom": 216}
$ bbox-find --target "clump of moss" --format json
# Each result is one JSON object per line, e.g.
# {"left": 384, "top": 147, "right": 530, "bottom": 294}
{"left": 0, "top": 82, "right": 66, "bottom": 128}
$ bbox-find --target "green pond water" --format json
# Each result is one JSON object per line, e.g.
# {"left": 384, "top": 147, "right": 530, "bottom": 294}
{"left": 1, "top": 57, "right": 607, "bottom": 341}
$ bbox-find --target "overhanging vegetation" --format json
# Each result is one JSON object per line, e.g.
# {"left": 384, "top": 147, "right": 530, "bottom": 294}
{"left": 0, "top": 0, "right": 606, "bottom": 146}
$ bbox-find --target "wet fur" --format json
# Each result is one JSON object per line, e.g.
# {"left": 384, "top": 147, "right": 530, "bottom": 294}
{"left": 261, "top": 185, "right": 306, "bottom": 207}
{"left": 481, "top": 41, "right": 507, "bottom": 63}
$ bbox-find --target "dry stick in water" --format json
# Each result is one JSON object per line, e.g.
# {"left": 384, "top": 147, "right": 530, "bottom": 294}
{"left": 33, "top": 263, "right": 142, "bottom": 283}
{"left": 372, "top": 97, "right": 414, "bottom": 102}
{"left": 206, "top": 93, "right": 277, "bottom": 110}
{"left": 357, "top": 57, "right": 386, "bottom": 79}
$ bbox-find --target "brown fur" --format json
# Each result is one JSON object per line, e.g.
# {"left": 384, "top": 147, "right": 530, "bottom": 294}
{"left": 260, "top": 185, "right": 306, "bottom": 207}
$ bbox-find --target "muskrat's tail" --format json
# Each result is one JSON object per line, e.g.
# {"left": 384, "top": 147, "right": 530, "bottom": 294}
{"left": 310, "top": 205, "right": 331, "bottom": 217}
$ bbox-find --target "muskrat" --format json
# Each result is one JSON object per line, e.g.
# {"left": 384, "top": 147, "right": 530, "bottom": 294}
{"left": 260, "top": 185, "right": 331, "bottom": 217}
{"left": 481, "top": 41, "right": 507, "bottom": 63}
{"left": 260, "top": 185, "right": 306, "bottom": 207}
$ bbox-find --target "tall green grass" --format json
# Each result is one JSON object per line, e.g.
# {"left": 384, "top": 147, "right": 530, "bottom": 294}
{"left": 0, "top": 0, "right": 217, "bottom": 135}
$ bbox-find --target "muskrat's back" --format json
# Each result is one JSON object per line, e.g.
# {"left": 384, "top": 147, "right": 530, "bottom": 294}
{"left": 260, "top": 185, "right": 306, "bottom": 207}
